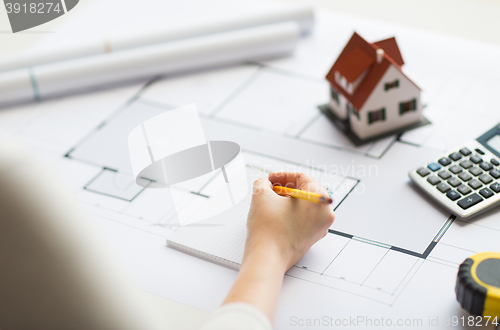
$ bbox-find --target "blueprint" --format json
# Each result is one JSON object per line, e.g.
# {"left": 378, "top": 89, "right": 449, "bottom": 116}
{"left": 2, "top": 1, "right": 500, "bottom": 329}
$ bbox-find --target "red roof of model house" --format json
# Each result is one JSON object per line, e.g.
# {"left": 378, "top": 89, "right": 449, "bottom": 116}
{"left": 325, "top": 32, "right": 419, "bottom": 111}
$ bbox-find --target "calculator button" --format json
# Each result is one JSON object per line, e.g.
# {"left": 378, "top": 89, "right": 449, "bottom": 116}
{"left": 427, "top": 163, "right": 441, "bottom": 172}
{"left": 479, "top": 162, "right": 493, "bottom": 171}
{"left": 447, "top": 190, "right": 461, "bottom": 201}
{"left": 449, "top": 152, "right": 462, "bottom": 161}
{"left": 475, "top": 148, "right": 485, "bottom": 155}
{"left": 458, "top": 172, "right": 472, "bottom": 182}
{"left": 479, "top": 188, "right": 494, "bottom": 199}
{"left": 490, "top": 169, "right": 500, "bottom": 179}
{"left": 457, "top": 184, "right": 472, "bottom": 196}
{"left": 491, "top": 158, "right": 500, "bottom": 166}
{"left": 490, "top": 182, "right": 500, "bottom": 193}
{"left": 438, "top": 170, "right": 452, "bottom": 180}
{"left": 427, "top": 176, "right": 440, "bottom": 185}
{"left": 468, "top": 179, "right": 483, "bottom": 190}
{"left": 449, "top": 165, "right": 462, "bottom": 174}
{"left": 438, "top": 157, "right": 451, "bottom": 166}
{"left": 470, "top": 155, "right": 483, "bottom": 164}
{"left": 457, "top": 193, "right": 483, "bottom": 210}
{"left": 417, "top": 167, "right": 430, "bottom": 177}
{"left": 437, "top": 182, "right": 451, "bottom": 193}
{"left": 459, "top": 148, "right": 472, "bottom": 156}
{"left": 447, "top": 177, "right": 461, "bottom": 187}
{"left": 479, "top": 174, "right": 493, "bottom": 184}
{"left": 459, "top": 160, "right": 473, "bottom": 169}
{"left": 469, "top": 167, "right": 483, "bottom": 176}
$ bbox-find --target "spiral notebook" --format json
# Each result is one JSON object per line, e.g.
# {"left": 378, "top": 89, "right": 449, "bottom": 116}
{"left": 166, "top": 195, "right": 251, "bottom": 270}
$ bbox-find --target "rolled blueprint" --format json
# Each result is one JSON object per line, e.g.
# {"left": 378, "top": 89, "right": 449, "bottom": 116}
{"left": 128, "top": 104, "right": 248, "bottom": 226}
{"left": 0, "top": 5, "right": 313, "bottom": 73}
{"left": 0, "top": 21, "right": 300, "bottom": 108}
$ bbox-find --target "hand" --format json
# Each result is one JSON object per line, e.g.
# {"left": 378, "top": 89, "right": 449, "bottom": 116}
{"left": 223, "top": 172, "right": 335, "bottom": 321}
{"left": 245, "top": 172, "right": 335, "bottom": 271}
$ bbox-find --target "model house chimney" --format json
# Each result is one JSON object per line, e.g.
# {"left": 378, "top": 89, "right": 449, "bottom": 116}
{"left": 376, "top": 49, "right": 384, "bottom": 63}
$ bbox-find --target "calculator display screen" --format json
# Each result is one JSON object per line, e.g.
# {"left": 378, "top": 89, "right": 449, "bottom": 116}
{"left": 487, "top": 135, "right": 500, "bottom": 153}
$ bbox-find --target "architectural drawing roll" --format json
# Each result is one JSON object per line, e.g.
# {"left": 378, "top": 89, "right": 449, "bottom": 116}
{"left": 0, "top": 5, "right": 313, "bottom": 73}
{"left": 0, "top": 22, "right": 300, "bottom": 108}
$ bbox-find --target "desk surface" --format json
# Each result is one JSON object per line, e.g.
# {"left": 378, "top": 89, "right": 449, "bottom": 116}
{"left": 2, "top": 1, "right": 499, "bottom": 329}
{"left": 126, "top": 1, "right": 500, "bottom": 325}
{"left": 130, "top": 0, "right": 500, "bottom": 326}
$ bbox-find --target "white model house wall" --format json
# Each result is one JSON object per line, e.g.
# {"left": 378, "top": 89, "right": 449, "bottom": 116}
{"left": 349, "top": 65, "right": 422, "bottom": 140}
{"left": 328, "top": 86, "right": 349, "bottom": 120}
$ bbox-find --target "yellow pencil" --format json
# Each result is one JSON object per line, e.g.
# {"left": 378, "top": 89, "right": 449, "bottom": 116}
{"left": 273, "top": 185, "right": 333, "bottom": 204}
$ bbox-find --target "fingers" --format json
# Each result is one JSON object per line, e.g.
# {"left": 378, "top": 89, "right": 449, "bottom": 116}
{"left": 268, "top": 172, "right": 327, "bottom": 195}
{"left": 268, "top": 172, "right": 312, "bottom": 188}
{"left": 325, "top": 211, "right": 335, "bottom": 227}
{"left": 252, "top": 178, "right": 273, "bottom": 199}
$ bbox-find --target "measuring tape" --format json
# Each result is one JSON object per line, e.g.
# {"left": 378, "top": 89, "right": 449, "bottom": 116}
{"left": 456, "top": 252, "right": 500, "bottom": 319}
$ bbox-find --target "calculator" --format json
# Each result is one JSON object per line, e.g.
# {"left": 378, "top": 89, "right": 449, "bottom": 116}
{"left": 409, "top": 124, "right": 500, "bottom": 220}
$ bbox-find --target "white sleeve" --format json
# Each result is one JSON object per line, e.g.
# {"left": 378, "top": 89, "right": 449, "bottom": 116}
{"left": 200, "top": 302, "right": 273, "bottom": 330}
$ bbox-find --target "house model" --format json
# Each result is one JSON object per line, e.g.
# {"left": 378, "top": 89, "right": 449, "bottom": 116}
{"left": 324, "top": 32, "right": 427, "bottom": 143}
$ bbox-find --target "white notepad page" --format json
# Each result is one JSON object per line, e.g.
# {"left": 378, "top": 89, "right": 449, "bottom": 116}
{"left": 167, "top": 194, "right": 251, "bottom": 270}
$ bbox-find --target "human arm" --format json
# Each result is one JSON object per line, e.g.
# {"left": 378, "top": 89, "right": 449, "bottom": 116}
{"left": 222, "top": 172, "right": 335, "bottom": 321}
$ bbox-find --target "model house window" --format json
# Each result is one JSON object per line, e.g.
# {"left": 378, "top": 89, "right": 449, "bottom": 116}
{"left": 368, "top": 108, "right": 386, "bottom": 124}
{"left": 334, "top": 71, "right": 353, "bottom": 94}
{"left": 347, "top": 103, "right": 359, "bottom": 120}
{"left": 330, "top": 88, "right": 339, "bottom": 104}
{"left": 399, "top": 98, "right": 417, "bottom": 115}
{"left": 384, "top": 79, "right": 399, "bottom": 91}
